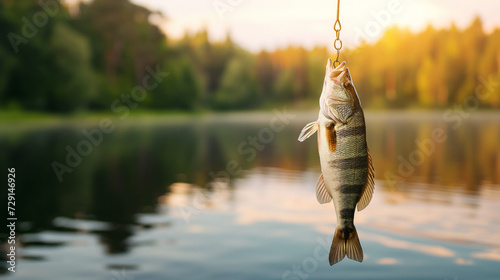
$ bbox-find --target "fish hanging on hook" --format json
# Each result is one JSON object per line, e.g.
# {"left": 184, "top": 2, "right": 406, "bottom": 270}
{"left": 298, "top": 58, "right": 375, "bottom": 265}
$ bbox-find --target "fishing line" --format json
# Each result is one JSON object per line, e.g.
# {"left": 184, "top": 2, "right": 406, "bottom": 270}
{"left": 333, "top": 0, "right": 343, "bottom": 68}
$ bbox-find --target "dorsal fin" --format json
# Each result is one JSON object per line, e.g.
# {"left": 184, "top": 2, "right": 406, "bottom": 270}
{"left": 357, "top": 152, "right": 374, "bottom": 211}
{"left": 316, "top": 174, "right": 332, "bottom": 204}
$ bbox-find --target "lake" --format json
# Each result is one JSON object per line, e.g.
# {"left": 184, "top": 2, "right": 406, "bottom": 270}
{"left": 1, "top": 110, "right": 499, "bottom": 280}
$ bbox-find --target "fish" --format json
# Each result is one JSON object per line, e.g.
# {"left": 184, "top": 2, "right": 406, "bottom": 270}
{"left": 298, "top": 58, "right": 374, "bottom": 265}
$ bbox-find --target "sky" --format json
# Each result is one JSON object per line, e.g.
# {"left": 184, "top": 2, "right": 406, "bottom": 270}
{"left": 67, "top": 0, "right": 500, "bottom": 52}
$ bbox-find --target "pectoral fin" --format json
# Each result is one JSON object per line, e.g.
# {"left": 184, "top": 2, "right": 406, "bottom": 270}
{"left": 316, "top": 174, "right": 332, "bottom": 204}
{"left": 298, "top": 121, "right": 318, "bottom": 142}
{"left": 357, "top": 152, "right": 375, "bottom": 211}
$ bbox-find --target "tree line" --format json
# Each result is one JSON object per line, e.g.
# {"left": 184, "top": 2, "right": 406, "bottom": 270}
{"left": 1, "top": 0, "right": 499, "bottom": 113}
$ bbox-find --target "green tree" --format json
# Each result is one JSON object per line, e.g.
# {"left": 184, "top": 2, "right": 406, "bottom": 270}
{"left": 212, "top": 52, "right": 259, "bottom": 110}
{"left": 0, "top": 0, "right": 94, "bottom": 112}
{"left": 306, "top": 47, "right": 329, "bottom": 100}
{"left": 254, "top": 51, "right": 275, "bottom": 98}
{"left": 75, "top": 0, "right": 166, "bottom": 109}
{"left": 47, "top": 22, "right": 95, "bottom": 112}
{"left": 149, "top": 56, "right": 201, "bottom": 110}
{"left": 273, "top": 69, "right": 294, "bottom": 102}
{"left": 182, "top": 31, "right": 237, "bottom": 105}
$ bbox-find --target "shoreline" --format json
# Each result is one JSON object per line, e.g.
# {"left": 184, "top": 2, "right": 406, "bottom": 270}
{"left": 1, "top": 108, "right": 499, "bottom": 129}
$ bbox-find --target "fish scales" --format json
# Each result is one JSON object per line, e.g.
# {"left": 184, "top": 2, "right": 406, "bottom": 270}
{"left": 325, "top": 109, "right": 367, "bottom": 226}
{"left": 298, "top": 59, "right": 374, "bottom": 266}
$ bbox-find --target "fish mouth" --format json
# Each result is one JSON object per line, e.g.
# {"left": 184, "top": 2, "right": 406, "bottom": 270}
{"left": 329, "top": 61, "right": 350, "bottom": 85}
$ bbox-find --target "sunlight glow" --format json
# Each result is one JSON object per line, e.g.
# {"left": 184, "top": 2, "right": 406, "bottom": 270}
{"left": 126, "top": 0, "right": 500, "bottom": 51}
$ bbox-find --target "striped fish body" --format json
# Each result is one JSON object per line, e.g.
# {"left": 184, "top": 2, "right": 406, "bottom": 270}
{"left": 298, "top": 59, "right": 374, "bottom": 266}
{"left": 318, "top": 102, "right": 368, "bottom": 225}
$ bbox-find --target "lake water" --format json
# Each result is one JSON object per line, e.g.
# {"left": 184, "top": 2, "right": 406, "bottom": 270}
{"left": 1, "top": 111, "right": 499, "bottom": 280}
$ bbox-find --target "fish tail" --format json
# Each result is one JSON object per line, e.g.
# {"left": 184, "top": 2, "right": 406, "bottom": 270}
{"left": 329, "top": 226, "right": 363, "bottom": 265}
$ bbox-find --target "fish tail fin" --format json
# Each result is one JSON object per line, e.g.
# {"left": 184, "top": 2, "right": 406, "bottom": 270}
{"left": 329, "top": 226, "right": 364, "bottom": 265}
{"left": 329, "top": 228, "right": 346, "bottom": 265}
{"left": 345, "top": 226, "right": 363, "bottom": 262}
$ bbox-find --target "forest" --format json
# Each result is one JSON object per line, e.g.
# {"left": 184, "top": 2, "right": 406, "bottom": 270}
{"left": 1, "top": 0, "right": 499, "bottom": 113}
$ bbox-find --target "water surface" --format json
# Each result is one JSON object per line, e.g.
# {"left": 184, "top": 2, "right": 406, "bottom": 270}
{"left": 1, "top": 111, "right": 499, "bottom": 280}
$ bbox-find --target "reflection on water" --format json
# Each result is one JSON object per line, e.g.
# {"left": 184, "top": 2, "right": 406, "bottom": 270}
{"left": 0, "top": 111, "right": 499, "bottom": 279}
